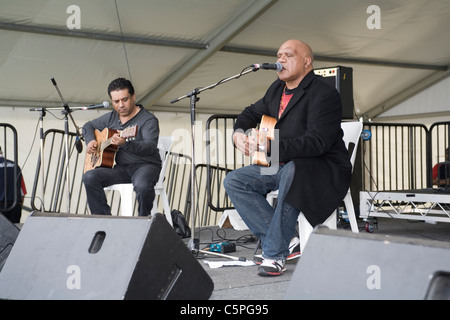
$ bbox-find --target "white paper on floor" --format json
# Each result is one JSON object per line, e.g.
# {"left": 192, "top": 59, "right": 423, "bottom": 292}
{"left": 203, "top": 260, "right": 256, "bottom": 268}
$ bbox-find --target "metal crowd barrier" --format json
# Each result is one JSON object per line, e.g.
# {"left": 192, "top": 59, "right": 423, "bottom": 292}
{"left": 204, "top": 116, "right": 450, "bottom": 219}
{"left": 28, "top": 119, "right": 450, "bottom": 226}
{"left": 360, "top": 122, "right": 429, "bottom": 192}
{"left": 0, "top": 123, "right": 19, "bottom": 212}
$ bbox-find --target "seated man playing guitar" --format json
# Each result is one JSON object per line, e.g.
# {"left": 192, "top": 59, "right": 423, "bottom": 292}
{"left": 223, "top": 40, "right": 352, "bottom": 277}
{"left": 82, "top": 78, "right": 161, "bottom": 216}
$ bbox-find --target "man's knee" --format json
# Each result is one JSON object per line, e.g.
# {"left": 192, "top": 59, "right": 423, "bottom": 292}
{"left": 82, "top": 170, "right": 96, "bottom": 186}
{"left": 223, "top": 170, "right": 237, "bottom": 190}
{"left": 133, "top": 179, "right": 156, "bottom": 194}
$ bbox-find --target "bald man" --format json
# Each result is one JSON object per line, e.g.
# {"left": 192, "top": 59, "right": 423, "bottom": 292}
{"left": 224, "top": 40, "right": 351, "bottom": 276}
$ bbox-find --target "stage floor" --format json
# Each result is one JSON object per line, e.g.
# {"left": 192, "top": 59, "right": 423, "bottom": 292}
{"left": 4, "top": 215, "right": 450, "bottom": 301}
{"left": 189, "top": 217, "right": 450, "bottom": 300}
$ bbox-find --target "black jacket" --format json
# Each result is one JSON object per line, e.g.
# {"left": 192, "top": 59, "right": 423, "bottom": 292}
{"left": 234, "top": 70, "right": 352, "bottom": 226}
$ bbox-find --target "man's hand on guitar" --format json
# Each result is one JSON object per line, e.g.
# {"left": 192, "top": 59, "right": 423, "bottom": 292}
{"left": 249, "top": 129, "right": 260, "bottom": 155}
{"left": 233, "top": 116, "right": 275, "bottom": 166}
{"left": 233, "top": 132, "right": 249, "bottom": 156}
{"left": 86, "top": 140, "right": 98, "bottom": 154}
{"left": 111, "top": 133, "right": 126, "bottom": 147}
{"left": 233, "top": 131, "right": 258, "bottom": 156}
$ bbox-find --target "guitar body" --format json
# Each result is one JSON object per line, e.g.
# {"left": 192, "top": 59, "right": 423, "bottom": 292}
{"left": 253, "top": 115, "right": 277, "bottom": 167}
{"left": 84, "top": 128, "right": 118, "bottom": 173}
{"left": 83, "top": 125, "right": 138, "bottom": 173}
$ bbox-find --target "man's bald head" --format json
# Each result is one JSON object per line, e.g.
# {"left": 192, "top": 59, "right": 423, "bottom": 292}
{"left": 276, "top": 39, "right": 314, "bottom": 88}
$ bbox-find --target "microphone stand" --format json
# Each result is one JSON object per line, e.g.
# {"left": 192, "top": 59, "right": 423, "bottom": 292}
{"left": 170, "top": 65, "right": 260, "bottom": 254}
{"left": 29, "top": 97, "right": 100, "bottom": 213}
{"left": 50, "top": 77, "right": 84, "bottom": 214}
{"left": 32, "top": 108, "right": 46, "bottom": 212}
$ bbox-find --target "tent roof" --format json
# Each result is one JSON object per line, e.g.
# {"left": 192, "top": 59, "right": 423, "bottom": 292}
{"left": 0, "top": 0, "right": 449, "bottom": 119}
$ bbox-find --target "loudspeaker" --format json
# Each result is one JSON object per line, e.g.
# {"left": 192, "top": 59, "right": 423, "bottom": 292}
{"left": 314, "top": 66, "right": 354, "bottom": 119}
{"left": 0, "top": 212, "right": 214, "bottom": 300}
{"left": 0, "top": 212, "right": 20, "bottom": 272}
{"left": 285, "top": 227, "right": 450, "bottom": 300}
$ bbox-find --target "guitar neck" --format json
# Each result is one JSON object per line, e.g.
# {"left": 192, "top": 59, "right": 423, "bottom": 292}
{"left": 99, "top": 126, "right": 136, "bottom": 151}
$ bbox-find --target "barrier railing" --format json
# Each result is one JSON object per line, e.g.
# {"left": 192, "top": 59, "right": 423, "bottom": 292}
{"left": 361, "top": 122, "right": 429, "bottom": 191}
{"left": 28, "top": 118, "right": 450, "bottom": 226}
{"left": 428, "top": 121, "right": 450, "bottom": 187}
{"left": 0, "top": 123, "right": 19, "bottom": 212}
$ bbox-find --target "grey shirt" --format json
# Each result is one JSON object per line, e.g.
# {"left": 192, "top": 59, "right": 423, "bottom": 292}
{"left": 82, "top": 105, "right": 161, "bottom": 167}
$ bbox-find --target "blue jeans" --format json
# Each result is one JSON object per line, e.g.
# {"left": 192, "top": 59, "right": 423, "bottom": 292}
{"left": 83, "top": 163, "right": 160, "bottom": 216}
{"left": 223, "top": 162, "right": 300, "bottom": 260}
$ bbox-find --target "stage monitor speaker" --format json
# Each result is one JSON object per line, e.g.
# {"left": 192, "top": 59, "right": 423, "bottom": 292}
{"left": 0, "top": 212, "right": 214, "bottom": 300}
{"left": 285, "top": 226, "right": 450, "bottom": 300}
{"left": 0, "top": 213, "right": 20, "bottom": 272}
{"left": 314, "top": 66, "right": 354, "bottom": 119}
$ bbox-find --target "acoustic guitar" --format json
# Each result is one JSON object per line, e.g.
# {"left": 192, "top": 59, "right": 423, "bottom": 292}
{"left": 83, "top": 125, "right": 138, "bottom": 173}
{"left": 252, "top": 115, "right": 277, "bottom": 167}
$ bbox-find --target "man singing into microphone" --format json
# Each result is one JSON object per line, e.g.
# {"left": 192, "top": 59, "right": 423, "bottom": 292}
{"left": 82, "top": 77, "right": 161, "bottom": 216}
{"left": 223, "top": 40, "right": 352, "bottom": 276}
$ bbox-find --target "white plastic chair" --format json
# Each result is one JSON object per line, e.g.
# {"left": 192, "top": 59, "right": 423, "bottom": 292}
{"left": 266, "top": 121, "right": 363, "bottom": 253}
{"left": 104, "top": 136, "right": 175, "bottom": 226}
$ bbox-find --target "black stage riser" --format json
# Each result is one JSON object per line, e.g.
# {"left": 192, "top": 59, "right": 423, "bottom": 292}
{"left": 0, "top": 213, "right": 20, "bottom": 272}
{"left": 286, "top": 226, "right": 450, "bottom": 300}
{"left": 0, "top": 212, "right": 214, "bottom": 300}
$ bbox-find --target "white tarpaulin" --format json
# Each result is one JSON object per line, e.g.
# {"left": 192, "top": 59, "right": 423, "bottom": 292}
{"left": 0, "top": 0, "right": 449, "bottom": 120}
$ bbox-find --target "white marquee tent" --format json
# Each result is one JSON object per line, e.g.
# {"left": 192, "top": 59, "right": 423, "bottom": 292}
{"left": 0, "top": 0, "right": 449, "bottom": 224}
{"left": 0, "top": 0, "right": 449, "bottom": 120}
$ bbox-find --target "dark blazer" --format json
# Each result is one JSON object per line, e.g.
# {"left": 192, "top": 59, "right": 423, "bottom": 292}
{"left": 234, "top": 70, "right": 352, "bottom": 226}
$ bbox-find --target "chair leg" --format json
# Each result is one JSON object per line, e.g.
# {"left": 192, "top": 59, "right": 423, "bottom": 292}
{"left": 151, "top": 189, "right": 173, "bottom": 227}
{"left": 151, "top": 193, "right": 158, "bottom": 216}
{"left": 299, "top": 211, "right": 337, "bottom": 253}
{"left": 118, "top": 185, "right": 134, "bottom": 217}
{"left": 160, "top": 191, "right": 173, "bottom": 227}
{"left": 298, "top": 213, "right": 313, "bottom": 254}
{"left": 344, "top": 192, "right": 359, "bottom": 233}
{"left": 323, "top": 210, "right": 337, "bottom": 230}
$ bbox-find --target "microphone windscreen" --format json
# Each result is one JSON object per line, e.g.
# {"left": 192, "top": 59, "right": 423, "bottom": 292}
{"left": 75, "top": 137, "right": 83, "bottom": 153}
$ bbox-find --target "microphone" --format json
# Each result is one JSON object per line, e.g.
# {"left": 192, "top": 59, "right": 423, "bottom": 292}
{"left": 252, "top": 62, "right": 282, "bottom": 72}
{"left": 80, "top": 101, "right": 109, "bottom": 110}
{"left": 75, "top": 136, "right": 83, "bottom": 153}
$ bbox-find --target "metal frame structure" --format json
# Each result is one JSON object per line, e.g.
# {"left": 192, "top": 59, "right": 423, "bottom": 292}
{"left": 360, "top": 190, "right": 450, "bottom": 224}
{"left": 21, "top": 118, "right": 450, "bottom": 227}
{"left": 359, "top": 121, "right": 450, "bottom": 225}
{"left": 0, "top": 123, "right": 19, "bottom": 212}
